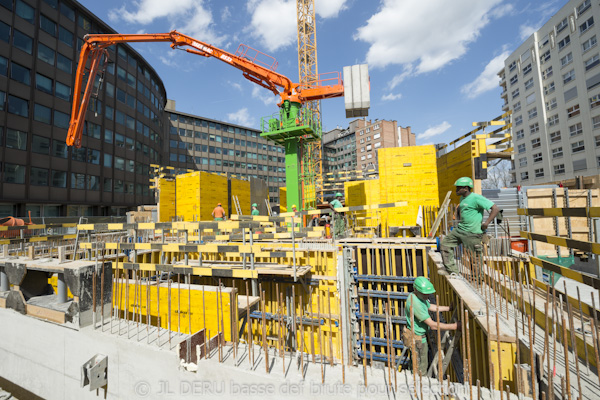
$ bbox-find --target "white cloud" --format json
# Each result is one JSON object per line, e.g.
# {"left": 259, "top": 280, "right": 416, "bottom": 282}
{"left": 108, "top": 0, "right": 225, "bottom": 45}
{"left": 315, "top": 0, "right": 348, "bottom": 18}
{"left": 461, "top": 50, "right": 511, "bottom": 99}
{"left": 252, "top": 86, "right": 278, "bottom": 106}
{"left": 246, "top": 0, "right": 348, "bottom": 52}
{"left": 227, "top": 108, "right": 255, "bottom": 127}
{"left": 159, "top": 53, "right": 177, "bottom": 67}
{"left": 221, "top": 6, "right": 231, "bottom": 21}
{"left": 228, "top": 81, "right": 243, "bottom": 91}
{"left": 519, "top": 25, "right": 536, "bottom": 40}
{"left": 388, "top": 67, "right": 413, "bottom": 90}
{"left": 417, "top": 121, "right": 451, "bottom": 140}
{"left": 381, "top": 92, "right": 402, "bottom": 101}
{"left": 356, "top": 0, "right": 504, "bottom": 73}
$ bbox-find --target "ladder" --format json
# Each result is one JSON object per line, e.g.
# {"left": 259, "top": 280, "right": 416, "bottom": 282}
{"left": 265, "top": 199, "right": 273, "bottom": 216}
{"left": 426, "top": 308, "right": 464, "bottom": 382}
{"left": 232, "top": 195, "right": 242, "bottom": 215}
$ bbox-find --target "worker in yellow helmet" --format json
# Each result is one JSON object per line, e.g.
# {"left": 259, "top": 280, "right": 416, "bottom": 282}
{"left": 291, "top": 204, "right": 297, "bottom": 212}
{"left": 251, "top": 203, "right": 260, "bottom": 216}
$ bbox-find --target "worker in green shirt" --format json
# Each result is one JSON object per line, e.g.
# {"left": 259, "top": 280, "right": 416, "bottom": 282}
{"left": 441, "top": 177, "right": 500, "bottom": 274}
{"left": 251, "top": 203, "right": 260, "bottom": 216}
{"left": 328, "top": 192, "right": 345, "bottom": 239}
{"left": 404, "top": 277, "right": 459, "bottom": 375}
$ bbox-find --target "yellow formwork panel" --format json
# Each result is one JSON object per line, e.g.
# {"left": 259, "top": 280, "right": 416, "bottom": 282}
{"left": 117, "top": 281, "right": 236, "bottom": 342}
{"left": 344, "top": 179, "right": 380, "bottom": 229}
{"left": 231, "top": 178, "right": 251, "bottom": 215}
{"left": 175, "top": 171, "right": 229, "bottom": 221}
{"left": 279, "top": 187, "right": 287, "bottom": 212}
{"left": 436, "top": 139, "right": 486, "bottom": 204}
{"left": 158, "top": 178, "right": 176, "bottom": 223}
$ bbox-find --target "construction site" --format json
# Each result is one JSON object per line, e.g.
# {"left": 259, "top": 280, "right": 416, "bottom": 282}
{"left": 1, "top": 0, "right": 600, "bottom": 400}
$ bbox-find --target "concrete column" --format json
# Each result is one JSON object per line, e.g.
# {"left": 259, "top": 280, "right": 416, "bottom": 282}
{"left": 0, "top": 267, "right": 8, "bottom": 291}
{"left": 57, "top": 273, "right": 68, "bottom": 303}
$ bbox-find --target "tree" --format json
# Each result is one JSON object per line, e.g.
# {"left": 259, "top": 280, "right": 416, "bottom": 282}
{"left": 482, "top": 160, "right": 512, "bottom": 189}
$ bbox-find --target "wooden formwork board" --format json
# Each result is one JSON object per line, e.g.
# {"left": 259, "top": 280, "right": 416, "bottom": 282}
{"left": 526, "top": 188, "right": 599, "bottom": 257}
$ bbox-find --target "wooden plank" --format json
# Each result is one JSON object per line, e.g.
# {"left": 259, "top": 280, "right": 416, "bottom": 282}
{"left": 26, "top": 304, "right": 66, "bottom": 324}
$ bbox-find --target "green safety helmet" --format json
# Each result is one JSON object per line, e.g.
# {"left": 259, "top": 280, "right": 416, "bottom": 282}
{"left": 414, "top": 277, "right": 436, "bottom": 294}
{"left": 252, "top": 203, "right": 258, "bottom": 207}
{"left": 335, "top": 192, "right": 343, "bottom": 197}
{"left": 454, "top": 177, "right": 474, "bottom": 188}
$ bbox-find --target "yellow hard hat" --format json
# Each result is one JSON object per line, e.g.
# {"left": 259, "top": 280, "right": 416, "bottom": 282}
{"left": 292, "top": 204, "right": 297, "bottom": 208}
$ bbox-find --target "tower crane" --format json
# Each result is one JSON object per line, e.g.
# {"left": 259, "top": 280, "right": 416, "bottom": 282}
{"left": 66, "top": 30, "right": 368, "bottom": 211}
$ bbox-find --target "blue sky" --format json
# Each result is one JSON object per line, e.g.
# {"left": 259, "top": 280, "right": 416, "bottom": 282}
{"left": 78, "top": 0, "right": 564, "bottom": 145}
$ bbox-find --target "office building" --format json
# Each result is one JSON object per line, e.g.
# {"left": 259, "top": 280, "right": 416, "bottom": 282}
{"left": 499, "top": 0, "right": 600, "bottom": 185}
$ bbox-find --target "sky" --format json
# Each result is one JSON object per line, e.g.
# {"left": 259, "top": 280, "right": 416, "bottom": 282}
{"left": 77, "top": 0, "right": 565, "bottom": 145}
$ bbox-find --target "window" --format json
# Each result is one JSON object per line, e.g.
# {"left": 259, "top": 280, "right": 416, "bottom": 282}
{"left": 528, "top": 107, "right": 538, "bottom": 119}
{"left": 521, "top": 171, "right": 529, "bottom": 180}
{"left": 544, "top": 82, "right": 555, "bottom": 95}
{"left": 34, "top": 103, "right": 52, "bottom": 124}
{"left": 552, "top": 147, "right": 564, "bottom": 158}
{"left": 518, "top": 143, "right": 526, "bottom": 154}
{"left": 6, "top": 129, "right": 27, "bottom": 150}
{"left": 596, "top": 136, "right": 600, "bottom": 146}
{"left": 531, "top": 138, "right": 541, "bottom": 149}
{"left": 53, "top": 110, "right": 69, "bottom": 129}
{"left": 78, "top": 15, "right": 91, "bottom": 30}
{"left": 558, "top": 35, "right": 570, "bottom": 51}
{"left": 0, "top": 20, "right": 9, "bottom": 44}
{"left": 586, "top": 53, "right": 600, "bottom": 70}
{"left": 71, "top": 173, "right": 85, "bottom": 189}
{"left": 11, "top": 63, "right": 30, "bottom": 85}
{"left": 35, "top": 73, "right": 53, "bottom": 94}
{"left": 60, "top": 3, "right": 75, "bottom": 21}
{"left": 554, "top": 164, "right": 565, "bottom": 175}
{"left": 561, "top": 52, "right": 573, "bottom": 67}
{"left": 557, "top": 18, "right": 568, "bottom": 34}
{"left": 526, "top": 93, "right": 536, "bottom": 105}
{"left": 4, "top": 164, "right": 25, "bottom": 184}
{"left": 57, "top": 53, "right": 71, "bottom": 73}
{"left": 574, "top": 158, "right": 588, "bottom": 171}
{"left": 582, "top": 36, "right": 597, "bottom": 53}
{"left": 580, "top": 16, "right": 594, "bottom": 34}
{"left": 30, "top": 167, "right": 48, "bottom": 186}
{"left": 0, "top": 55, "right": 6, "bottom": 76}
{"left": 543, "top": 66, "right": 553, "bottom": 80}
{"left": 546, "top": 98, "right": 557, "bottom": 111}
{"left": 13, "top": 30, "right": 32, "bottom": 54}
{"left": 373, "top": 133, "right": 381, "bottom": 140}
{"left": 516, "top": 129, "right": 525, "bottom": 140}
{"left": 590, "top": 94, "right": 600, "bottom": 109}
{"left": 509, "top": 60, "right": 517, "bottom": 72}
{"left": 519, "top": 157, "right": 527, "bottom": 167}
{"left": 40, "top": 15, "right": 57, "bottom": 37}
{"left": 540, "top": 50, "right": 551, "bottom": 63}
{"left": 567, "top": 104, "right": 580, "bottom": 118}
{"left": 563, "top": 70, "right": 575, "bottom": 84}
{"left": 578, "top": 0, "right": 591, "bottom": 15}
{"left": 530, "top": 123, "right": 539, "bottom": 134}
{"left": 571, "top": 140, "right": 585, "bottom": 153}
{"left": 539, "top": 34, "right": 549, "bottom": 48}
{"left": 523, "top": 64, "right": 532, "bottom": 75}
{"left": 570, "top": 122, "right": 583, "bottom": 136}
{"left": 7, "top": 95, "right": 28, "bottom": 117}
{"left": 512, "top": 88, "right": 520, "bottom": 99}
{"left": 15, "top": 0, "right": 34, "bottom": 24}
{"left": 510, "top": 75, "right": 518, "bottom": 85}
{"left": 0, "top": 90, "right": 4, "bottom": 111}
{"left": 58, "top": 26, "right": 73, "bottom": 46}
{"left": 533, "top": 152, "right": 543, "bottom": 162}
{"left": 524, "top": 78, "right": 534, "bottom": 90}
{"left": 513, "top": 101, "right": 521, "bottom": 112}
{"left": 550, "top": 131, "right": 561, "bottom": 143}
{"left": 38, "top": 43, "right": 55, "bottom": 65}
{"left": 593, "top": 115, "right": 600, "bottom": 129}
{"left": 515, "top": 115, "right": 523, "bottom": 126}
{"left": 55, "top": 82, "right": 70, "bottom": 101}
{"left": 534, "top": 168, "right": 544, "bottom": 178}
{"left": 32, "top": 135, "right": 50, "bottom": 154}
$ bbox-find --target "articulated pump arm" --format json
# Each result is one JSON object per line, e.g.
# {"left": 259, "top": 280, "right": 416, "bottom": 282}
{"left": 68, "top": 30, "right": 330, "bottom": 148}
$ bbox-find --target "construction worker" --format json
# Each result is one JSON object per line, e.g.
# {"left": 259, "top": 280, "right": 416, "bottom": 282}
{"left": 404, "top": 277, "right": 459, "bottom": 375}
{"left": 328, "top": 193, "right": 345, "bottom": 239}
{"left": 251, "top": 203, "right": 260, "bottom": 216}
{"left": 441, "top": 177, "right": 500, "bottom": 274}
{"left": 212, "top": 202, "right": 226, "bottom": 221}
{"left": 291, "top": 204, "right": 297, "bottom": 213}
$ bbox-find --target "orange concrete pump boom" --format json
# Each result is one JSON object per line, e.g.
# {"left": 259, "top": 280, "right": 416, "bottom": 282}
{"left": 66, "top": 30, "right": 344, "bottom": 148}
